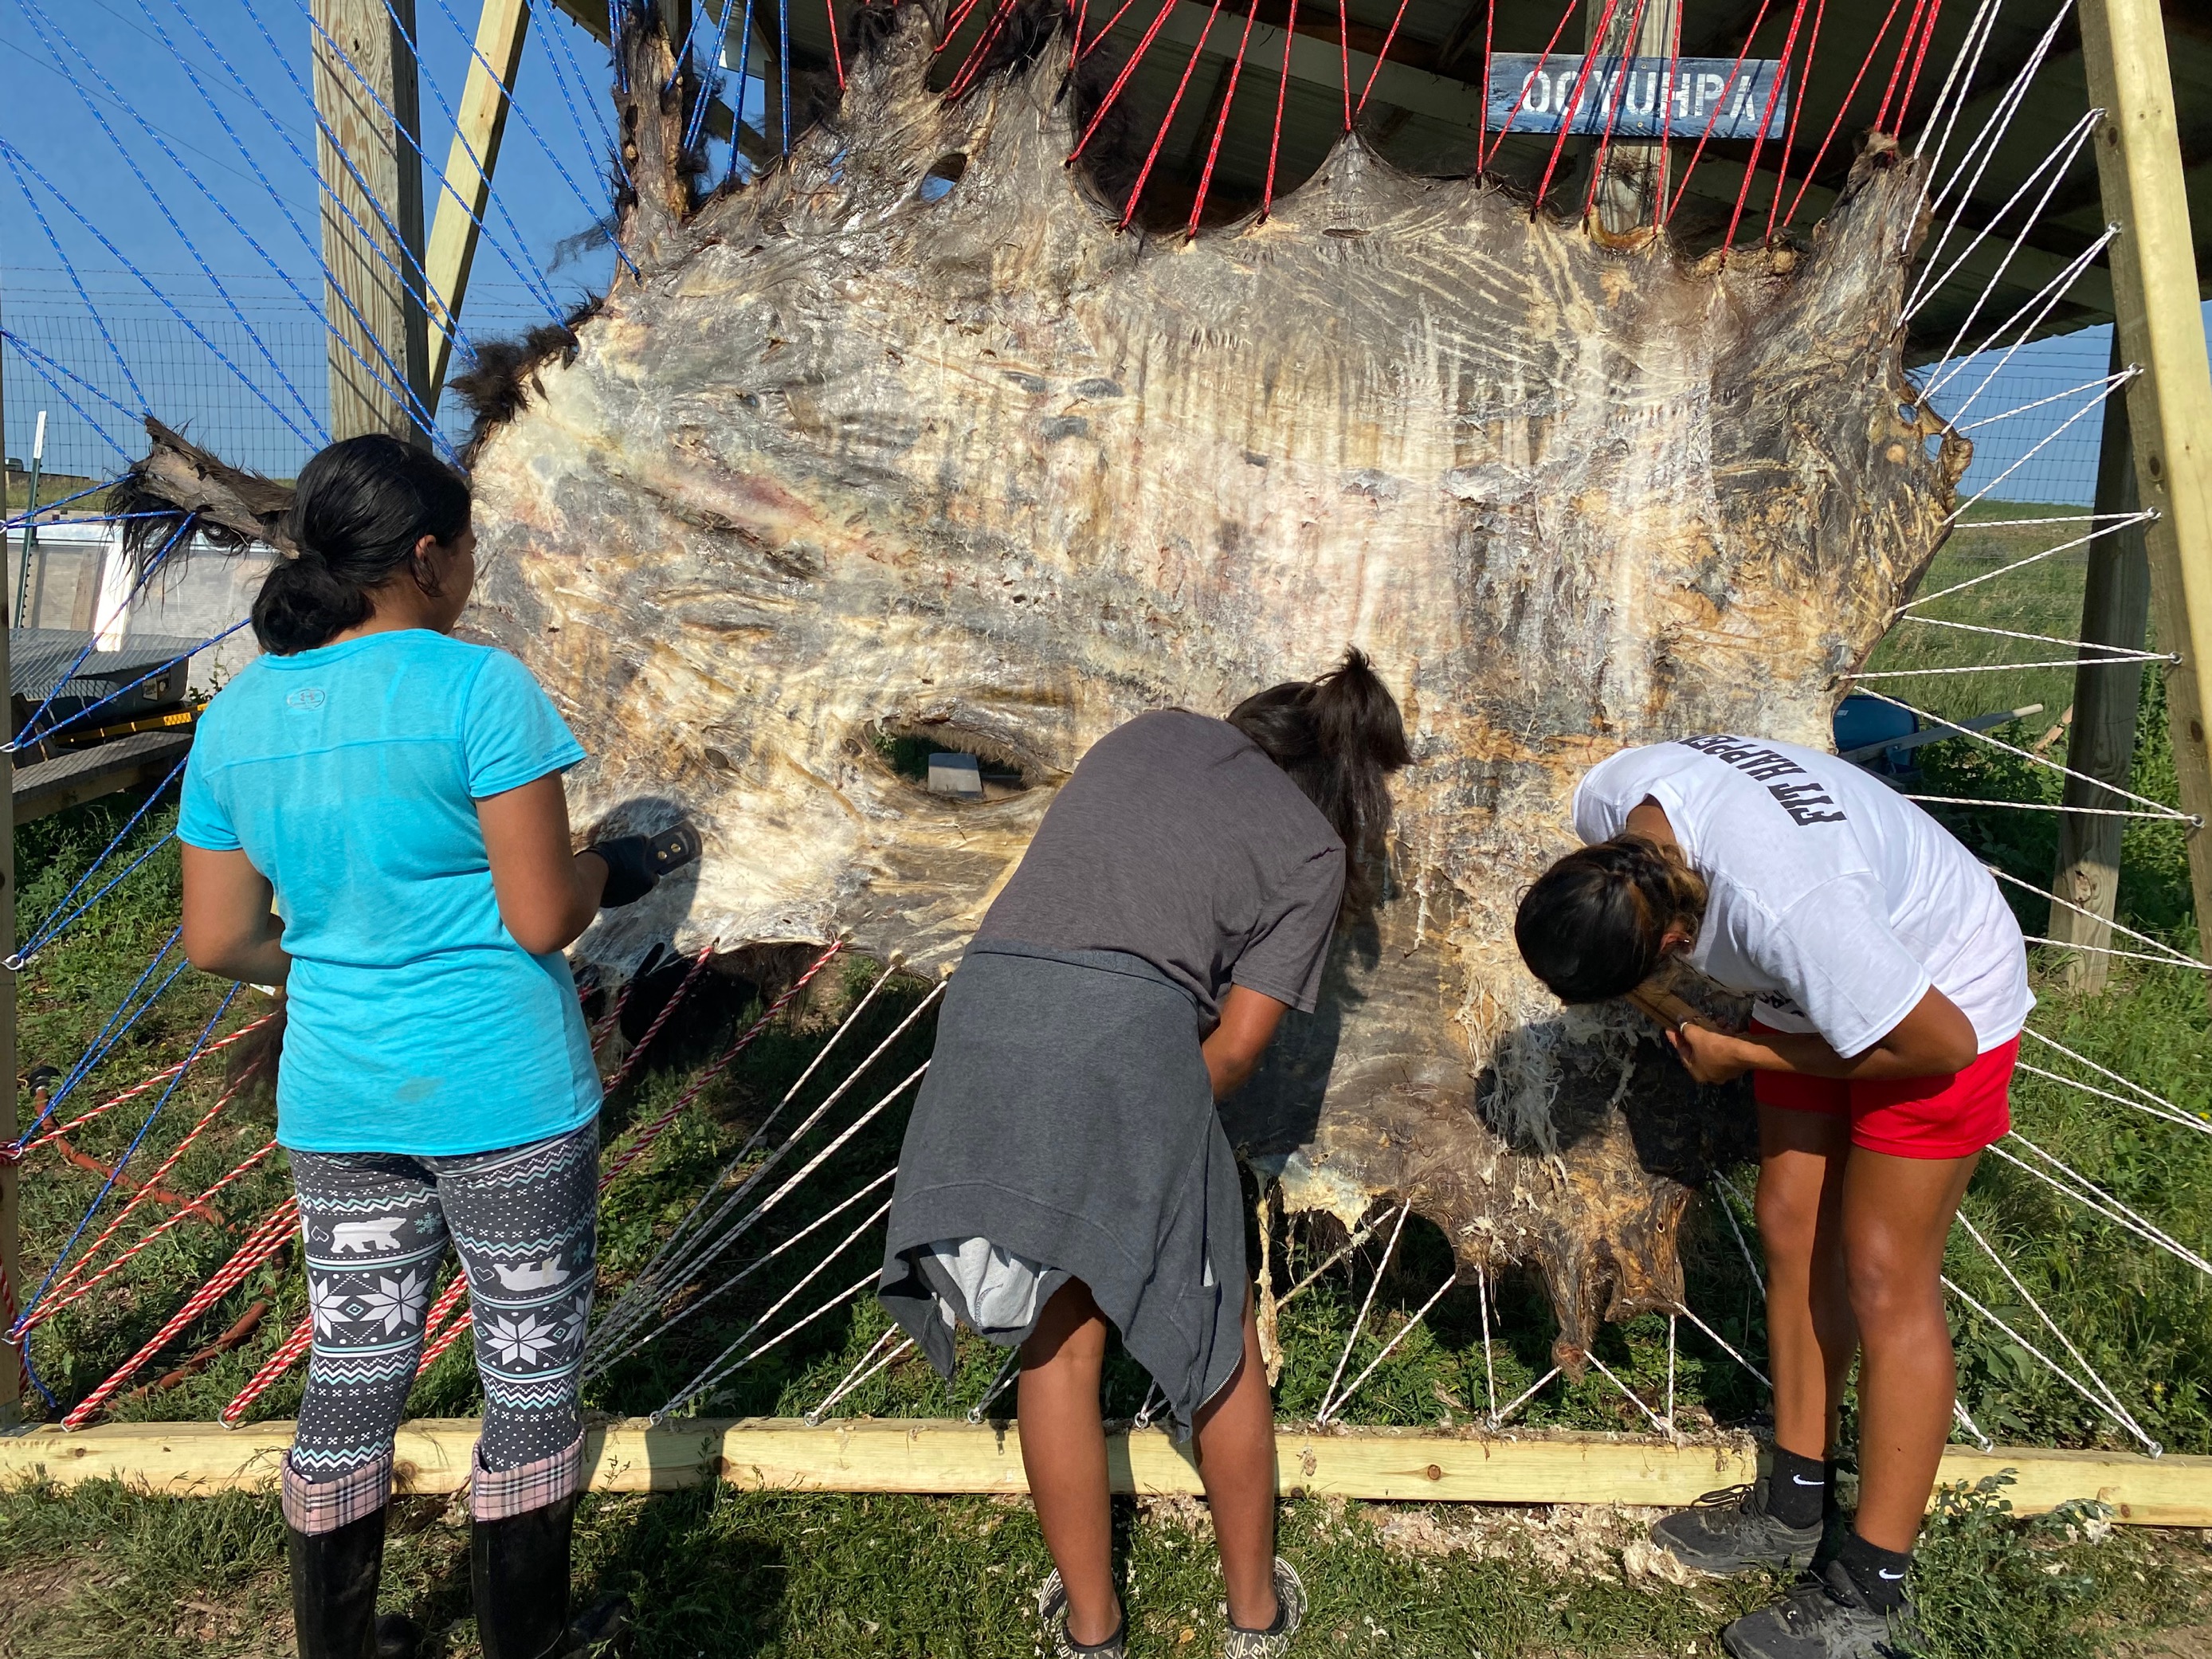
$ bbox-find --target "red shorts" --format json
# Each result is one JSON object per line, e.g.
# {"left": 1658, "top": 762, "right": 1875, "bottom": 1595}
{"left": 1748, "top": 1021, "right": 2016, "bottom": 1159}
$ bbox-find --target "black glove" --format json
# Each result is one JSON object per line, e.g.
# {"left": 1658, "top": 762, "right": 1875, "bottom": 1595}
{"left": 587, "top": 821, "right": 701, "bottom": 909}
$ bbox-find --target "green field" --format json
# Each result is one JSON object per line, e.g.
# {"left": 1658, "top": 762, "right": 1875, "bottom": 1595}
{"left": 2, "top": 507, "right": 2209, "bottom": 1654}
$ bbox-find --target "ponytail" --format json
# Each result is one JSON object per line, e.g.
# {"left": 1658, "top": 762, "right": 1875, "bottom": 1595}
{"left": 1228, "top": 647, "right": 1412, "bottom": 920}
{"left": 1513, "top": 834, "right": 1710, "bottom": 1003}
{"left": 251, "top": 434, "right": 472, "bottom": 655}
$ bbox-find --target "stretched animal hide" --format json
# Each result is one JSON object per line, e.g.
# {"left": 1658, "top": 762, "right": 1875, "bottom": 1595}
{"left": 136, "top": 4, "right": 1963, "bottom": 1364}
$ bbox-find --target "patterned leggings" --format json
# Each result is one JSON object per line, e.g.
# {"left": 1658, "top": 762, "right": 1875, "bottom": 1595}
{"left": 280, "top": 1118, "right": 598, "bottom": 1535}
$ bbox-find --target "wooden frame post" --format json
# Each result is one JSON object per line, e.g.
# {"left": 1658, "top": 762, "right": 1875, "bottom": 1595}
{"left": 425, "top": 0, "right": 532, "bottom": 415}
{"left": 313, "top": 0, "right": 434, "bottom": 444}
{"left": 1586, "top": 0, "right": 1681, "bottom": 240}
{"left": 2077, "top": 0, "right": 2212, "bottom": 979}
{"left": 2048, "top": 331, "right": 2153, "bottom": 993}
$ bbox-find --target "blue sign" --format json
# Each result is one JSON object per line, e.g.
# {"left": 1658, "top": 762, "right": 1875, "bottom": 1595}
{"left": 1487, "top": 54, "right": 1789, "bottom": 140}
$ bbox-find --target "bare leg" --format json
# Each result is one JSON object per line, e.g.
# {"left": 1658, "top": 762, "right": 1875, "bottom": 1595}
{"left": 1193, "top": 1290, "right": 1278, "bottom": 1631}
{"left": 1842, "top": 1147, "right": 1979, "bottom": 1552}
{"left": 1755, "top": 1105, "right": 1857, "bottom": 1459}
{"left": 1018, "top": 1279, "right": 1120, "bottom": 1646}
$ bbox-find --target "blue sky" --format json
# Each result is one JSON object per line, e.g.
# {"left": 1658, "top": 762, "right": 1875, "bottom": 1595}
{"left": 0, "top": 1, "right": 2200, "bottom": 508}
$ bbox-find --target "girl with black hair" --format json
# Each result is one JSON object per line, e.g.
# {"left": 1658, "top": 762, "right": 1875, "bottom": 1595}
{"left": 878, "top": 650, "right": 1411, "bottom": 1659}
{"left": 1513, "top": 735, "right": 2030, "bottom": 1659}
{"left": 178, "top": 434, "right": 688, "bottom": 1659}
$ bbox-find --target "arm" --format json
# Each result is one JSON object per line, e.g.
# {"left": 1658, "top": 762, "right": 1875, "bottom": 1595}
{"left": 1202, "top": 985, "right": 1290, "bottom": 1100}
{"left": 180, "top": 845, "right": 292, "bottom": 985}
{"left": 476, "top": 773, "right": 610, "bottom": 955}
{"left": 1666, "top": 984, "right": 1979, "bottom": 1084}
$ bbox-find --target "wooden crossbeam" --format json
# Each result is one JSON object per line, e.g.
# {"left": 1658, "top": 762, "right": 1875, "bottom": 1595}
{"left": 425, "top": 0, "right": 531, "bottom": 413}
{"left": 4, "top": 1418, "right": 2209, "bottom": 1524}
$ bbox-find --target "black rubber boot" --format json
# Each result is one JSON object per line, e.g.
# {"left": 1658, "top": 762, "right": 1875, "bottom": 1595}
{"left": 472, "top": 1497, "right": 633, "bottom": 1658}
{"left": 288, "top": 1508, "right": 396, "bottom": 1659}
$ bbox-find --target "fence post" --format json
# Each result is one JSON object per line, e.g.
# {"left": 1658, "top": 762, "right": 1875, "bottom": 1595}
{"left": 313, "top": 0, "right": 433, "bottom": 444}
{"left": 2047, "top": 333, "right": 2153, "bottom": 993}
{"left": 0, "top": 271, "right": 14, "bottom": 1425}
{"left": 2076, "top": 0, "right": 2212, "bottom": 983}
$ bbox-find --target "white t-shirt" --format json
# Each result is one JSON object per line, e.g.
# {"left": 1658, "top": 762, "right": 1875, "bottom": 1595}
{"left": 1572, "top": 735, "right": 2033, "bottom": 1058}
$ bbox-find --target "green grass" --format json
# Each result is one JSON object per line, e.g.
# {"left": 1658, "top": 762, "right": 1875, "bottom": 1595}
{"left": 5, "top": 497, "right": 2211, "bottom": 1653}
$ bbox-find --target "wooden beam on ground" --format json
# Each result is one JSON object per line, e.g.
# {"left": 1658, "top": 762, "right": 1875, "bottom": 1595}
{"left": 3, "top": 1418, "right": 2208, "bottom": 1524}
{"left": 2049, "top": 331, "right": 2155, "bottom": 991}
{"left": 313, "top": 0, "right": 434, "bottom": 443}
{"left": 425, "top": 0, "right": 531, "bottom": 414}
{"left": 10, "top": 731, "right": 193, "bottom": 826}
{"left": 2079, "top": 0, "right": 2212, "bottom": 979}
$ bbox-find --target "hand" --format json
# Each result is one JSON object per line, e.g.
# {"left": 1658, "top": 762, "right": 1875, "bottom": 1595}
{"left": 1665, "top": 1021, "right": 1752, "bottom": 1085}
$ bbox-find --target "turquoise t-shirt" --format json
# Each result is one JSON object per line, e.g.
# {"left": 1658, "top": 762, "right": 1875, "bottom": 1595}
{"left": 177, "top": 629, "right": 602, "bottom": 1155}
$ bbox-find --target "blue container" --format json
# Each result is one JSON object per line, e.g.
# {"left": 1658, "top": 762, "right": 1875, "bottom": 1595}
{"left": 1833, "top": 694, "right": 1918, "bottom": 777}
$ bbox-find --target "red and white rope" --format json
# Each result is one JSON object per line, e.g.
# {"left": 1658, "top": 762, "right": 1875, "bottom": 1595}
{"left": 598, "top": 939, "right": 717, "bottom": 1096}
{"left": 6, "top": 1010, "right": 277, "bottom": 1166}
{"left": 67, "top": 1195, "right": 298, "bottom": 1429}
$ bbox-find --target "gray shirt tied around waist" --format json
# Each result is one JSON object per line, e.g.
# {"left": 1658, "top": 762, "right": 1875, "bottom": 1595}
{"left": 878, "top": 943, "right": 1248, "bottom": 1435}
{"left": 878, "top": 709, "right": 1349, "bottom": 1435}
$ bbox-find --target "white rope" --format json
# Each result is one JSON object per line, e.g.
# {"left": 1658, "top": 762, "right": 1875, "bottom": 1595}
{"left": 1896, "top": 509, "right": 2156, "bottom": 611}
{"left": 1923, "top": 227, "right": 2120, "bottom": 416}
{"left": 1476, "top": 1265, "right": 1500, "bottom": 1422}
{"left": 1943, "top": 1274, "right": 2161, "bottom": 1454}
{"left": 2026, "top": 937, "right": 2212, "bottom": 967}
{"left": 1492, "top": 1366, "right": 1562, "bottom": 1426}
{"left": 1316, "top": 1271, "right": 1457, "bottom": 1426}
{"left": 594, "top": 982, "right": 943, "bottom": 1355}
{"left": 1907, "top": 104, "right": 2102, "bottom": 328}
{"left": 1316, "top": 1203, "right": 1410, "bottom": 1422}
{"left": 655, "top": 1255, "right": 886, "bottom": 1423}
{"left": 1939, "top": 512, "right": 2147, "bottom": 528}
{"left": 1954, "top": 1211, "right": 2156, "bottom": 1449}
{"left": 590, "top": 1066, "right": 927, "bottom": 1374}
{"left": 1665, "top": 1314, "right": 1677, "bottom": 1428}
{"left": 1851, "top": 656, "right": 2162, "bottom": 678}
{"left": 1278, "top": 1203, "right": 1402, "bottom": 1311}
{"left": 1853, "top": 688, "right": 2196, "bottom": 822}
{"left": 1989, "top": 1134, "right": 2212, "bottom": 1277}
{"left": 1911, "top": 0, "right": 2003, "bottom": 166}
{"left": 582, "top": 1160, "right": 901, "bottom": 1378}
{"left": 1676, "top": 1303, "right": 1771, "bottom": 1389}
{"left": 625, "top": 978, "right": 942, "bottom": 1335}
{"left": 2018, "top": 1061, "right": 2210, "bottom": 1135}
{"left": 1585, "top": 1349, "right": 1673, "bottom": 1437}
{"left": 1955, "top": 367, "right": 2138, "bottom": 434}
{"left": 1915, "top": 0, "right": 2075, "bottom": 277}
{"left": 1131, "top": 1380, "right": 1165, "bottom": 1430}
{"left": 805, "top": 1324, "right": 909, "bottom": 1424}
{"left": 1952, "top": 1398, "right": 1995, "bottom": 1450}
{"left": 1711, "top": 1174, "right": 1767, "bottom": 1296}
{"left": 967, "top": 1348, "right": 1022, "bottom": 1422}
{"left": 1896, "top": 613, "right": 2159, "bottom": 654}
{"left": 1901, "top": 795, "right": 2183, "bottom": 821}
{"left": 1989, "top": 870, "right": 2212, "bottom": 974}
{"left": 2021, "top": 1026, "right": 2201, "bottom": 1113}
{"left": 589, "top": 958, "right": 912, "bottom": 1348}
{"left": 1942, "top": 378, "right": 2129, "bottom": 523}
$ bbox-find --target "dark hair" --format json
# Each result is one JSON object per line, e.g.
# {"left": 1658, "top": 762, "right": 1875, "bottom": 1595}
{"left": 1227, "top": 647, "right": 1412, "bottom": 919}
{"left": 252, "top": 434, "right": 472, "bottom": 654}
{"left": 1514, "top": 834, "right": 1710, "bottom": 1003}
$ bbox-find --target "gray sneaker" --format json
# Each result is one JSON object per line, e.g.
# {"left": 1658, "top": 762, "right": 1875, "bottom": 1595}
{"left": 1036, "top": 1568, "right": 1126, "bottom": 1658}
{"left": 1721, "top": 1559, "right": 1920, "bottom": 1659}
{"left": 1223, "top": 1557, "right": 1306, "bottom": 1658}
{"left": 1652, "top": 1477, "right": 1824, "bottom": 1575}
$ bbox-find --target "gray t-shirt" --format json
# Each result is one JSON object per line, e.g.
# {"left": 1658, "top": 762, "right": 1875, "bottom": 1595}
{"left": 976, "top": 710, "right": 1347, "bottom": 1026}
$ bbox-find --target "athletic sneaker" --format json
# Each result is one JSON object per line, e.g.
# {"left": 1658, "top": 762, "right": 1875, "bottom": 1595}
{"left": 1651, "top": 1477, "right": 1825, "bottom": 1575}
{"left": 1721, "top": 1559, "right": 1920, "bottom": 1659}
{"left": 1036, "top": 1568, "right": 1126, "bottom": 1658}
{"left": 1223, "top": 1557, "right": 1307, "bottom": 1658}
